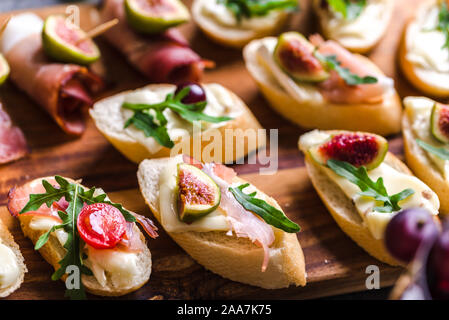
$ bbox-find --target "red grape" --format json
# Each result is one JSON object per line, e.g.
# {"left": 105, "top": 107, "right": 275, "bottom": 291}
{"left": 175, "top": 82, "right": 206, "bottom": 104}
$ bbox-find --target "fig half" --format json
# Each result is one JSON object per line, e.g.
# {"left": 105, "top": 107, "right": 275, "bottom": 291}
{"left": 309, "top": 132, "right": 388, "bottom": 170}
{"left": 273, "top": 32, "right": 329, "bottom": 82}
{"left": 176, "top": 163, "right": 221, "bottom": 223}
{"left": 0, "top": 54, "right": 10, "bottom": 86}
{"left": 124, "top": 0, "right": 190, "bottom": 34}
{"left": 431, "top": 103, "right": 449, "bottom": 144}
{"left": 42, "top": 15, "right": 100, "bottom": 65}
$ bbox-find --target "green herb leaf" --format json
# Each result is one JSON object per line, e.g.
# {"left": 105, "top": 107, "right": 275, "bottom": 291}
{"left": 436, "top": 1, "right": 449, "bottom": 51}
{"left": 326, "top": 0, "right": 366, "bottom": 20}
{"left": 416, "top": 139, "right": 449, "bottom": 160}
{"left": 326, "top": 160, "right": 415, "bottom": 213}
{"left": 314, "top": 51, "right": 378, "bottom": 85}
{"left": 122, "top": 87, "right": 232, "bottom": 149}
{"left": 229, "top": 183, "right": 300, "bottom": 233}
{"left": 217, "top": 0, "right": 298, "bottom": 20}
{"left": 20, "top": 176, "right": 136, "bottom": 299}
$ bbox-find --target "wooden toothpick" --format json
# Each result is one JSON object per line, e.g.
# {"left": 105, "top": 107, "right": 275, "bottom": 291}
{"left": 75, "top": 18, "right": 119, "bottom": 44}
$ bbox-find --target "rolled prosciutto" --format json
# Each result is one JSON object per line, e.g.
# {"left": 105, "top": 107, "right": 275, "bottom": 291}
{"left": 0, "top": 103, "right": 28, "bottom": 164}
{"left": 0, "top": 13, "right": 103, "bottom": 135}
{"left": 101, "top": 0, "right": 208, "bottom": 83}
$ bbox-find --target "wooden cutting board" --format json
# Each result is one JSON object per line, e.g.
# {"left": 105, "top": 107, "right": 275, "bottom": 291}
{"left": 0, "top": 0, "right": 428, "bottom": 299}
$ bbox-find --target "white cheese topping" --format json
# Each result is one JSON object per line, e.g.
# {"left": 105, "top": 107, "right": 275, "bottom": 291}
{"left": 404, "top": 96, "right": 449, "bottom": 179}
{"left": 302, "top": 130, "right": 440, "bottom": 239}
{"left": 405, "top": 1, "right": 449, "bottom": 90}
{"left": 0, "top": 13, "right": 43, "bottom": 55}
{"left": 0, "top": 239, "right": 20, "bottom": 289}
{"left": 316, "top": 0, "right": 392, "bottom": 49}
{"left": 200, "top": 0, "right": 285, "bottom": 31}
{"left": 159, "top": 155, "right": 230, "bottom": 233}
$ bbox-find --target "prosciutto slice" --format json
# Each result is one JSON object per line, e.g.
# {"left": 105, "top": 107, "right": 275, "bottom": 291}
{"left": 201, "top": 163, "right": 275, "bottom": 272}
{"left": 1, "top": 14, "right": 103, "bottom": 135}
{"left": 100, "top": 0, "right": 208, "bottom": 83}
{"left": 0, "top": 104, "right": 28, "bottom": 164}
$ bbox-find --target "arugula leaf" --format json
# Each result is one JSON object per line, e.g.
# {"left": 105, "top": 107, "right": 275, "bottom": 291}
{"left": 327, "top": 160, "right": 415, "bottom": 213}
{"left": 122, "top": 87, "right": 232, "bottom": 149}
{"left": 124, "top": 111, "right": 174, "bottom": 148}
{"left": 326, "top": 0, "right": 366, "bottom": 20}
{"left": 20, "top": 176, "right": 136, "bottom": 300}
{"left": 416, "top": 139, "right": 449, "bottom": 160}
{"left": 436, "top": 1, "right": 449, "bottom": 51}
{"left": 314, "top": 51, "right": 378, "bottom": 85}
{"left": 229, "top": 183, "right": 300, "bottom": 233}
{"left": 217, "top": 0, "right": 298, "bottom": 21}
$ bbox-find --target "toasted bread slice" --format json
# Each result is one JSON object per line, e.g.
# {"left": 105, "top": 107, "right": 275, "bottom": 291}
{"left": 243, "top": 38, "right": 402, "bottom": 136}
{"left": 9, "top": 177, "right": 152, "bottom": 297}
{"left": 191, "top": 0, "right": 290, "bottom": 48}
{"left": 0, "top": 219, "right": 27, "bottom": 298}
{"left": 137, "top": 157, "right": 306, "bottom": 289}
{"left": 90, "top": 83, "right": 264, "bottom": 164}
{"left": 402, "top": 99, "right": 449, "bottom": 215}
{"left": 298, "top": 131, "right": 413, "bottom": 266}
{"left": 399, "top": 0, "right": 449, "bottom": 97}
{"left": 312, "top": 0, "right": 394, "bottom": 53}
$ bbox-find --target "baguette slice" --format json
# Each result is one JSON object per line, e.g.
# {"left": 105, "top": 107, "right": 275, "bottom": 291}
{"left": 0, "top": 218, "right": 27, "bottom": 298}
{"left": 402, "top": 98, "right": 449, "bottom": 215}
{"left": 312, "top": 0, "right": 394, "bottom": 53}
{"left": 192, "top": 0, "right": 290, "bottom": 48}
{"left": 399, "top": 0, "right": 449, "bottom": 98}
{"left": 244, "top": 38, "right": 402, "bottom": 136}
{"left": 90, "top": 83, "right": 264, "bottom": 164}
{"left": 8, "top": 177, "right": 152, "bottom": 297}
{"left": 137, "top": 157, "right": 306, "bottom": 289}
{"left": 298, "top": 131, "right": 409, "bottom": 266}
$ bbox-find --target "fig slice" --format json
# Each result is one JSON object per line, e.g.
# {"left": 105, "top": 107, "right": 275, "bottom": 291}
{"left": 309, "top": 132, "right": 388, "bottom": 170}
{"left": 124, "top": 0, "right": 190, "bottom": 34}
{"left": 176, "top": 163, "right": 221, "bottom": 223}
{"left": 0, "top": 54, "right": 10, "bottom": 86}
{"left": 431, "top": 103, "right": 449, "bottom": 144}
{"left": 273, "top": 32, "right": 329, "bottom": 83}
{"left": 42, "top": 14, "right": 101, "bottom": 65}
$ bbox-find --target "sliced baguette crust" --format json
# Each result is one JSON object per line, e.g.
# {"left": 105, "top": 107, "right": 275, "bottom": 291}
{"left": 0, "top": 219, "right": 27, "bottom": 298}
{"left": 312, "top": 0, "right": 394, "bottom": 53}
{"left": 192, "top": 0, "right": 289, "bottom": 48}
{"left": 399, "top": 1, "right": 449, "bottom": 98}
{"left": 299, "top": 132, "right": 406, "bottom": 266}
{"left": 137, "top": 158, "right": 306, "bottom": 289}
{"left": 402, "top": 113, "right": 449, "bottom": 215}
{"left": 16, "top": 177, "right": 152, "bottom": 297}
{"left": 90, "top": 84, "right": 264, "bottom": 164}
{"left": 244, "top": 39, "right": 402, "bottom": 136}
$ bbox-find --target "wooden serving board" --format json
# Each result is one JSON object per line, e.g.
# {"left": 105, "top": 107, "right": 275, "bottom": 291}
{"left": 0, "top": 0, "right": 429, "bottom": 299}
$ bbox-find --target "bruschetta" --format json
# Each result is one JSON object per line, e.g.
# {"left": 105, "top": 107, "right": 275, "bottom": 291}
{"left": 243, "top": 32, "right": 402, "bottom": 136}
{"left": 400, "top": 0, "right": 449, "bottom": 97}
{"left": 402, "top": 96, "right": 449, "bottom": 215}
{"left": 298, "top": 130, "right": 440, "bottom": 266}
{"left": 192, "top": 0, "right": 297, "bottom": 48}
{"left": 137, "top": 154, "right": 306, "bottom": 289}
{"left": 90, "top": 82, "right": 264, "bottom": 164}
{"left": 7, "top": 176, "right": 158, "bottom": 298}
{"left": 313, "top": 0, "right": 394, "bottom": 53}
{"left": 0, "top": 218, "right": 26, "bottom": 298}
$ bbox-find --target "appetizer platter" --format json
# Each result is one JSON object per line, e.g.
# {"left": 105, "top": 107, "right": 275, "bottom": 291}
{"left": 0, "top": 0, "right": 438, "bottom": 300}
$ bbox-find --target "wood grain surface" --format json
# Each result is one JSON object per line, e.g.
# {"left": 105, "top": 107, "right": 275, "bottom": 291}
{"left": 0, "top": 0, "right": 428, "bottom": 299}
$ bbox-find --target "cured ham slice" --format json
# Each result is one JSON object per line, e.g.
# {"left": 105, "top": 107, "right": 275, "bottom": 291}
{"left": 101, "top": 0, "right": 208, "bottom": 83}
{"left": 0, "top": 104, "right": 28, "bottom": 164}
{"left": 1, "top": 14, "right": 103, "bottom": 135}
{"left": 201, "top": 163, "right": 275, "bottom": 272}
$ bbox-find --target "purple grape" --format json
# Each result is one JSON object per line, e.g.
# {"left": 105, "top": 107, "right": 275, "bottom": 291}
{"left": 428, "top": 227, "right": 449, "bottom": 299}
{"left": 385, "top": 208, "right": 439, "bottom": 263}
{"left": 175, "top": 82, "right": 206, "bottom": 104}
